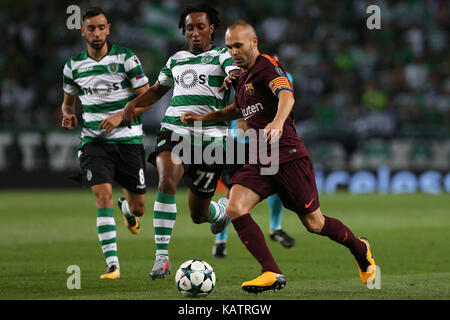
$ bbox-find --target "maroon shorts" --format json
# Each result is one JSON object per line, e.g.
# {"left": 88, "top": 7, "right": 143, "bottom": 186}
{"left": 229, "top": 156, "right": 320, "bottom": 215}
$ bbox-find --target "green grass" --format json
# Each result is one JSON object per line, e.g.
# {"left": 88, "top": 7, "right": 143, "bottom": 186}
{"left": 0, "top": 189, "right": 449, "bottom": 300}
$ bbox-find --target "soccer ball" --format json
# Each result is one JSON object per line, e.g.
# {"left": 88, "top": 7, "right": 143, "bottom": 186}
{"left": 175, "top": 259, "right": 216, "bottom": 297}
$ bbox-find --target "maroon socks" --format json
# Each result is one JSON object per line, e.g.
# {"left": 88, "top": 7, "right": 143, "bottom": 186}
{"left": 232, "top": 213, "right": 282, "bottom": 274}
{"left": 319, "top": 215, "right": 366, "bottom": 258}
{"left": 231, "top": 213, "right": 366, "bottom": 274}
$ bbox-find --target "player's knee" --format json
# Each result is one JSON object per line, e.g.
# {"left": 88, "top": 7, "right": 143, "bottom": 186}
{"left": 190, "top": 208, "right": 209, "bottom": 224}
{"left": 303, "top": 219, "right": 324, "bottom": 234}
{"left": 129, "top": 202, "right": 146, "bottom": 217}
{"left": 190, "top": 215, "right": 205, "bottom": 224}
{"left": 94, "top": 190, "right": 113, "bottom": 207}
{"left": 225, "top": 202, "right": 245, "bottom": 220}
{"left": 158, "top": 178, "right": 177, "bottom": 194}
{"left": 300, "top": 209, "right": 325, "bottom": 234}
{"left": 305, "top": 223, "right": 322, "bottom": 234}
{"left": 189, "top": 203, "right": 210, "bottom": 224}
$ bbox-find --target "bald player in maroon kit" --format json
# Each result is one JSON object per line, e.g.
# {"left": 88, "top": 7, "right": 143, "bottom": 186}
{"left": 182, "top": 20, "right": 377, "bottom": 294}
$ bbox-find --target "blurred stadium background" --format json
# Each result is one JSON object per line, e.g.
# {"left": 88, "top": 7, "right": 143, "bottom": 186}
{"left": 0, "top": 0, "right": 448, "bottom": 192}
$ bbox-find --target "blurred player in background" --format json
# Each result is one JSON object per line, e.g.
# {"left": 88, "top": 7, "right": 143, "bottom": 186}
{"left": 182, "top": 21, "right": 376, "bottom": 293}
{"left": 61, "top": 7, "right": 153, "bottom": 279}
{"left": 122, "top": 5, "right": 239, "bottom": 279}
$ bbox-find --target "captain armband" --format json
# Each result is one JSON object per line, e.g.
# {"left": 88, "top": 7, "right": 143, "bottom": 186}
{"left": 268, "top": 76, "right": 293, "bottom": 97}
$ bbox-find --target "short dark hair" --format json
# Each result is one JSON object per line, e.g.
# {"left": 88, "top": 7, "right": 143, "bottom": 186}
{"left": 82, "top": 7, "right": 108, "bottom": 22}
{"left": 178, "top": 4, "right": 220, "bottom": 41}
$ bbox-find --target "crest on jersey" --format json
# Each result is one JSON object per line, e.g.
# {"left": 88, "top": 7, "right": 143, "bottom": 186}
{"left": 157, "top": 139, "right": 166, "bottom": 147}
{"left": 107, "top": 62, "right": 119, "bottom": 73}
{"left": 201, "top": 54, "right": 213, "bottom": 64}
{"left": 86, "top": 169, "right": 93, "bottom": 181}
{"left": 245, "top": 83, "right": 255, "bottom": 95}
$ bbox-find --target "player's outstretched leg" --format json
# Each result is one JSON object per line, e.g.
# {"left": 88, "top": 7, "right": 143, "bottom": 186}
{"left": 227, "top": 185, "right": 286, "bottom": 293}
{"left": 302, "top": 209, "right": 376, "bottom": 284}
{"left": 150, "top": 192, "right": 176, "bottom": 280}
{"left": 320, "top": 215, "right": 377, "bottom": 284}
{"left": 92, "top": 184, "right": 121, "bottom": 279}
{"left": 117, "top": 197, "right": 140, "bottom": 235}
{"left": 232, "top": 213, "right": 285, "bottom": 293}
{"left": 97, "top": 208, "right": 121, "bottom": 279}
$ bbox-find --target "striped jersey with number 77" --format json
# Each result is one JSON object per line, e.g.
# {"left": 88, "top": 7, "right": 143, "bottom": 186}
{"left": 157, "top": 47, "right": 239, "bottom": 145}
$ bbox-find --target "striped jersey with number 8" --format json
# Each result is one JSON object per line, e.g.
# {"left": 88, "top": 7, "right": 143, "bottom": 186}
{"left": 63, "top": 44, "right": 149, "bottom": 147}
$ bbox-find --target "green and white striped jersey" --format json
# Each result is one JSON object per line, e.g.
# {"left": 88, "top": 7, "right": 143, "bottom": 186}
{"left": 63, "top": 44, "right": 149, "bottom": 147}
{"left": 158, "top": 47, "right": 239, "bottom": 145}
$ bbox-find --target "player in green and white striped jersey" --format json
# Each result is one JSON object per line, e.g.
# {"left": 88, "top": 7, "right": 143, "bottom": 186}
{"left": 122, "top": 5, "right": 239, "bottom": 279}
{"left": 61, "top": 7, "right": 154, "bottom": 280}
{"left": 155, "top": 46, "right": 236, "bottom": 141}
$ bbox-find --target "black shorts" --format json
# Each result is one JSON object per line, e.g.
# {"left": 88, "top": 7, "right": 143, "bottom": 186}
{"left": 148, "top": 131, "right": 225, "bottom": 198}
{"left": 78, "top": 142, "right": 146, "bottom": 194}
{"left": 221, "top": 140, "right": 249, "bottom": 189}
{"left": 230, "top": 156, "right": 320, "bottom": 215}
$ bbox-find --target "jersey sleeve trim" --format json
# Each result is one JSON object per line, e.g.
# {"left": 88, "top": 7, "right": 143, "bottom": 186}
{"left": 124, "top": 53, "right": 149, "bottom": 89}
{"left": 261, "top": 54, "right": 278, "bottom": 66}
{"left": 219, "top": 49, "right": 239, "bottom": 75}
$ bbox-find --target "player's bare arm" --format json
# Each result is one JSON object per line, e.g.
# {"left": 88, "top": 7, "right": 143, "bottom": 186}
{"left": 236, "top": 119, "right": 247, "bottom": 131}
{"left": 122, "top": 81, "right": 171, "bottom": 128}
{"left": 61, "top": 92, "right": 78, "bottom": 130}
{"left": 99, "top": 83, "right": 151, "bottom": 132}
{"left": 218, "top": 69, "right": 240, "bottom": 93}
{"left": 181, "top": 103, "right": 242, "bottom": 125}
{"left": 264, "top": 89, "right": 295, "bottom": 144}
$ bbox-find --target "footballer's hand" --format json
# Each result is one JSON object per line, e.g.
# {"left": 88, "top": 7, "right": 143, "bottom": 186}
{"left": 122, "top": 101, "right": 137, "bottom": 129}
{"left": 218, "top": 70, "right": 239, "bottom": 93}
{"left": 99, "top": 112, "right": 123, "bottom": 132}
{"left": 264, "top": 120, "right": 283, "bottom": 144}
{"left": 61, "top": 114, "right": 77, "bottom": 130}
{"left": 181, "top": 111, "right": 204, "bottom": 125}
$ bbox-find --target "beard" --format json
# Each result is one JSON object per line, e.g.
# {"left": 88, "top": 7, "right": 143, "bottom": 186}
{"left": 237, "top": 53, "right": 252, "bottom": 69}
{"left": 242, "top": 49, "right": 258, "bottom": 69}
{"left": 88, "top": 39, "right": 106, "bottom": 50}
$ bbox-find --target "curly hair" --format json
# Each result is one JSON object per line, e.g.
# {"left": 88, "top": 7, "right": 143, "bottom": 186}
{"left": 178, "top": 4, "right": 220, "bottom": 41}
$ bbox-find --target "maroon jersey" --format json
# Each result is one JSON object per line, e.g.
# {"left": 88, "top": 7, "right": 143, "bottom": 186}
{"left": 234, "top": 54, "right": 309, "bottom": 164}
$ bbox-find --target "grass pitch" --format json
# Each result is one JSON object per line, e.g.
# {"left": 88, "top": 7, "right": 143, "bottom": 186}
{"left": 0, "top": 189, "right": 449, "bottom": 300}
